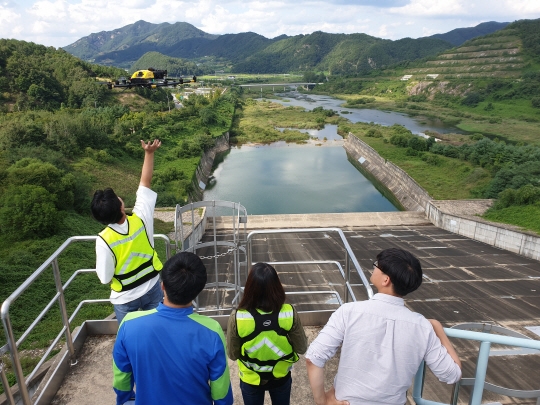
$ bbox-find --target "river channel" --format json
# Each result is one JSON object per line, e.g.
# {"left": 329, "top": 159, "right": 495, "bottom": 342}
{"left": 203, "top": 92, "right": 459, "bottom": 215}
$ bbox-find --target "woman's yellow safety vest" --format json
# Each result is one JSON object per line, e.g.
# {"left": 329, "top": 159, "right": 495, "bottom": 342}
{"left": 99, "top": 213, "right": 163, "bottom": 292}
{"left": 236, "top": 304, "right": 298, "bottom": 385}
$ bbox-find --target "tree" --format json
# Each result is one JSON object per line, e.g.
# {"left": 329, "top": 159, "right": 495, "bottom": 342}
{"left": 0, "top": 185, "right": 60, "bottom": 240}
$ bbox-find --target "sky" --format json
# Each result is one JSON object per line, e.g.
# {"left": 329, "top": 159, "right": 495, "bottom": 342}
{"left": 1, "top": 0, "right": 540, "bottom": 49}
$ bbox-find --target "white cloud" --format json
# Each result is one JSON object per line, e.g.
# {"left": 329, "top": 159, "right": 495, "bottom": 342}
{"left": 390, "top": 0, "right": 467, "bottom": 17}
{"left": 0, "top": 0, "right": 539, "bottom": 48}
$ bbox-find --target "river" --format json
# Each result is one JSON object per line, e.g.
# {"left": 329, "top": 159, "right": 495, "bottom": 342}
{"left": 203, "top": 92, "right": 459, "bottom": 215}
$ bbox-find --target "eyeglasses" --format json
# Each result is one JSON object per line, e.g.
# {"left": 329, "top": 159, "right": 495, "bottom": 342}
{"left": 373, "top": 260, "right": 379, "bottom": 269}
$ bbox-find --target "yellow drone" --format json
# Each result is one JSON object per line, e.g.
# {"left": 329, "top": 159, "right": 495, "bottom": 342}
{"left": 106, "top": 68, "right": 196, "bottom": 89}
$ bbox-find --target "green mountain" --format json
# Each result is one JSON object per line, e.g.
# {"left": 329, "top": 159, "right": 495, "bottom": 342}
{"left": 401, "top": 19, "right": 540, "bottom": 80}
{"left": 233, "top": 32, "right": 453, "bottom": 74}
{"left": 430, "top": 21, "right": 510, "bottom": 46}
{"left": 92, "top": 31, "right": 279, "bottom": 68}
{"left": 64, "top": 20, "right": 217, "bottom": 65}
{"left": 64, "top": 20, "right": 512, "bottom": 73}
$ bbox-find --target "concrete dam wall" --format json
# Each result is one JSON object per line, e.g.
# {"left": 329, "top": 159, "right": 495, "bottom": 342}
{"left": 188, "top": 132, "right": 230, "bottom": 202}
{"left": 343, "top": 133, "right": 432, "bottom": 211}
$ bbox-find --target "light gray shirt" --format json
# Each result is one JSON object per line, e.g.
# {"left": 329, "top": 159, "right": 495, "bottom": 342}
{"left": 305, "top": 293, "right": 461, "bottom": 405}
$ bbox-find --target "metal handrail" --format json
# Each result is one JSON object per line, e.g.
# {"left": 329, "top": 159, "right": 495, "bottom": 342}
{"left": 0, "top": 234, "right": 172, "bottom": 405}
{"left": 413, "top": 327, "right": 540, "bottom": 405}
{"left": 176, "top": 201, "right": 248, "bottom": 312}
{"left": 246, "top": 228, "right": 374, "bottom": 302}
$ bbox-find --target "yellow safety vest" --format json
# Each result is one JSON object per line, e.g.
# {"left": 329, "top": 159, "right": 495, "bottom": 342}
{"left": 99, "top": 213, "right": 163, "bottom": 292}
{"left": 236, "top": 304, "right": 298, "bottom": 385}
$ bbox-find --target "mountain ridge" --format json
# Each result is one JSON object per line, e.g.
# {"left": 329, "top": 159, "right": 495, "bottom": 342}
{"left": 63, "top": 20, "right": 512, "bottom": 72}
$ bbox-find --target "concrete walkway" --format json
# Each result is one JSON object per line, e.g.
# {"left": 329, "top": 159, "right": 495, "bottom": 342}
{"left": 211, "top": 211, "right": 428, "bottom": 230}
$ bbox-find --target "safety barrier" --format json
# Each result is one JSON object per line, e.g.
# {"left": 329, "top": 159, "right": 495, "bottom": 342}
{"left": 0, "top": 235, "right": 172, "bottom": 405}
{"left": 413, "top": 325, "right": 540, "bottom": 405}
{"left": 246, "top": 228, "right": 375, "bottom": 303}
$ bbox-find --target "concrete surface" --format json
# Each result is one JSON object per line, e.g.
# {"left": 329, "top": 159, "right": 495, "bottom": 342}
{"left": 49, "top": 213, "right": 540, "bottom": 405}
{"left": 427, "top": 200, "right": 540, "bottom": 261}
{"left": 344, "top": 133, "right": 432, "bottom": 211}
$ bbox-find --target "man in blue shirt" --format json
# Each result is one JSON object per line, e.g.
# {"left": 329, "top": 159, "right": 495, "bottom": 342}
{"left": 112, "top": 252, "right": 234, "bottom": 405}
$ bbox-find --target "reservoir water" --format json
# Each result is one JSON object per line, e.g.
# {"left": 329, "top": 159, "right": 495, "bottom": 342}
{"left": 203, "top": 93, "right": 459, "bottom": 214}
{"left": 203, "top": 141, "right": 398, "bottom": 215}
{"left": 271, "top": 91, "right": 462, "bottom": 135}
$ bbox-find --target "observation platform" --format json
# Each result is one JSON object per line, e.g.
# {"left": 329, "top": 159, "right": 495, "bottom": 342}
{"left": 2, "top": 210, "right": 540, "bottom": 405}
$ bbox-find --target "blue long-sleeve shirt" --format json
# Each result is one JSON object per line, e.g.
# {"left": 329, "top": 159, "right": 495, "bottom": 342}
{"left": 113, "top": 303, "right": 233, "bottom": 405}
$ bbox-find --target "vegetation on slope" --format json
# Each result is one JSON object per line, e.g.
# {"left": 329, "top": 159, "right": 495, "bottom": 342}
{"left": 232, "top": 31, "right": 453, "bottom": 75}
{"left": 231, "top": 98, "right": 337, "bottom": 144}
{"left": 0, "top": 40, "right": 239, "bottom": 390}
{"left": 0, "top": 39, "right": 124, "bottom": 111}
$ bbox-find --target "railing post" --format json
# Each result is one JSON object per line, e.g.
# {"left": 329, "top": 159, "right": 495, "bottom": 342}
{"left": 52, "top": 258, "right": 76, "bottom": 360}
{"left": 247, "top": 237, "right": 253, "bottom": 277}
{"left": 412, "top": 360, "right": 426, "bottom": 400}
{"left": 1, "top": 355, "right": 17, "bottom": 404}
{"left": 344, "top": 253, "right": 350, "bottom": 303}
{"left": 469, "top": 341, "right": 491, "bottom": 405}
{"left": 1, "top": 313, "right": 31, "bottom": 405}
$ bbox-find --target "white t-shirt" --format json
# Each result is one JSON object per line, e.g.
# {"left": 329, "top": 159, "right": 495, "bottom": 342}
{"left": 95, "top": 185, "right": 160, "bottom": 305}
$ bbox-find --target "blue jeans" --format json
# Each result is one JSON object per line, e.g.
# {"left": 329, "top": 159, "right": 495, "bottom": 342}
{"left": 240, "top": 376, "right": 292, "bottom": 405}
{"left": 113, "top": 279, "right": 163, "bottom": 324}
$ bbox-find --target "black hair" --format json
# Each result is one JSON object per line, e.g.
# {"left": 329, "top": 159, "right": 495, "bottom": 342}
{"left": 91, "top": 188, "right": 123, "bottom": 225}
{"left": 161, "top": 252, "right": 207, "bottom": 305}
{"left": 238, "top": 262, "right": 285, "bottom": 313}
{"left": 376, "top": 248, "right": 422, "bottom": 296}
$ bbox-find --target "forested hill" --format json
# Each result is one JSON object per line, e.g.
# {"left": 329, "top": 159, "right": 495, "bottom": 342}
{"left": 429, "top": 21, "right": 510, "bottom": 46}
{"left": 64, "top": 20, "right": 509, "bottom": 72}
{"left": 64, "top": 20, "right": 218, "bottom": 62}
{"left": 397, "top": 18, "right": 540, "bottom": 81}
{"left": 233, "top": 33, "right": 454, "bottom": 74}
{"left": 0, "top": 39, "right": 124, "bottom": 110}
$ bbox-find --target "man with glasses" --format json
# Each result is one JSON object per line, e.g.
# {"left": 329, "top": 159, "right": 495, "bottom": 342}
{"left": 305, "top": 248, "right": 461, "bottom": 405}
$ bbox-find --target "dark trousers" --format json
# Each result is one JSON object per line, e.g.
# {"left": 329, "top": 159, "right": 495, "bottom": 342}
{"left": 240, "top": 375, "right": 292, "bottom": 405}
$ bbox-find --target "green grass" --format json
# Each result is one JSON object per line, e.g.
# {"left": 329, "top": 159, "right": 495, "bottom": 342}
{"left": 345, "top": 124, "right": 492, "bottom": 200}
{"left": 233, "top": 99, "right": 331, "bottom": 144}
{"left": 483, "top": 204, "right": 540, "bottom": 234}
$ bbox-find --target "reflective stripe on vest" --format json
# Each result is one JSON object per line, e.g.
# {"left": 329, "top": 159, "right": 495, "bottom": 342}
{"left": 236, "top": 304, "right": 298, "bottom": 385}
{"left": 99, "top": 213, "right": 163, "bottom": 292}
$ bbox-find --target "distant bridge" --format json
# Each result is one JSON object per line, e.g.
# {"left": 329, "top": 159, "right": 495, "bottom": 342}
{"left": 238, "top": 82, "right": 318, "bottom": 90}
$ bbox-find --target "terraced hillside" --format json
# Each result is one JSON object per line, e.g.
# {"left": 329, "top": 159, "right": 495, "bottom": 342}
{"left": 403, "top": 29, "right": 525, "bottom": 79}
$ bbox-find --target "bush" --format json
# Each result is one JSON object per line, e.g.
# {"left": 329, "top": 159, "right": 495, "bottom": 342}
{"left": 390, "top": 134, "right": 410, "bottom": 147}
{"left": 462, "top": 92, "right": 483, "bottom": 107}
{"left": 0, "top": 185, "right": 60, "bottom": 240}
{"left": 408, "top": 94, "right": 427, "bottom": 102}
{"left": 532, "top": 97, "right": 540, "bottom": 108}
{"left": 421, "top": 154, "right": 442, "bottom": 166}
{"left": 407, "top": 136, "right": 427, "bottom": 152}
{"left": 365, "top": 128, "right": 383, "bottom": 138}
{"left": 495, "top": 184, "right": 540, "bottom": 209}
{"left": 470, "top": 133, "right": 484, "bottom": 141}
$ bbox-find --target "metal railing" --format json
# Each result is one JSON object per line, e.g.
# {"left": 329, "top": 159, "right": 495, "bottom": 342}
{"left": 246, "top": 228, "right": 374, "bottom": 303}
{"left": 0, "top": 234, "right": 172, "bottom": 405}
{"left": 413, "top": 326, "right": 540, "bottom": 405}
{"left": 175, "top": 201, "right": 248, "bottom": 311}
{"left": 246, "top": 228, "right": 373, "bottom": 302}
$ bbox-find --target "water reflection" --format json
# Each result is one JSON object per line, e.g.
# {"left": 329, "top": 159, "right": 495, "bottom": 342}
{"left": 204, "top": 141, "right": 399, "bottom": 215}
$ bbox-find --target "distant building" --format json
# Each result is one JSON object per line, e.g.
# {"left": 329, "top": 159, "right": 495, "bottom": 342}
{"left": 227, "top": 76, "right": 236, "bottom": 80}
{"left": 426, "top": 74, "right": 439, "bottom": 79}
{"left": 401, "top": 75, "right": 413, "bottom": 81}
